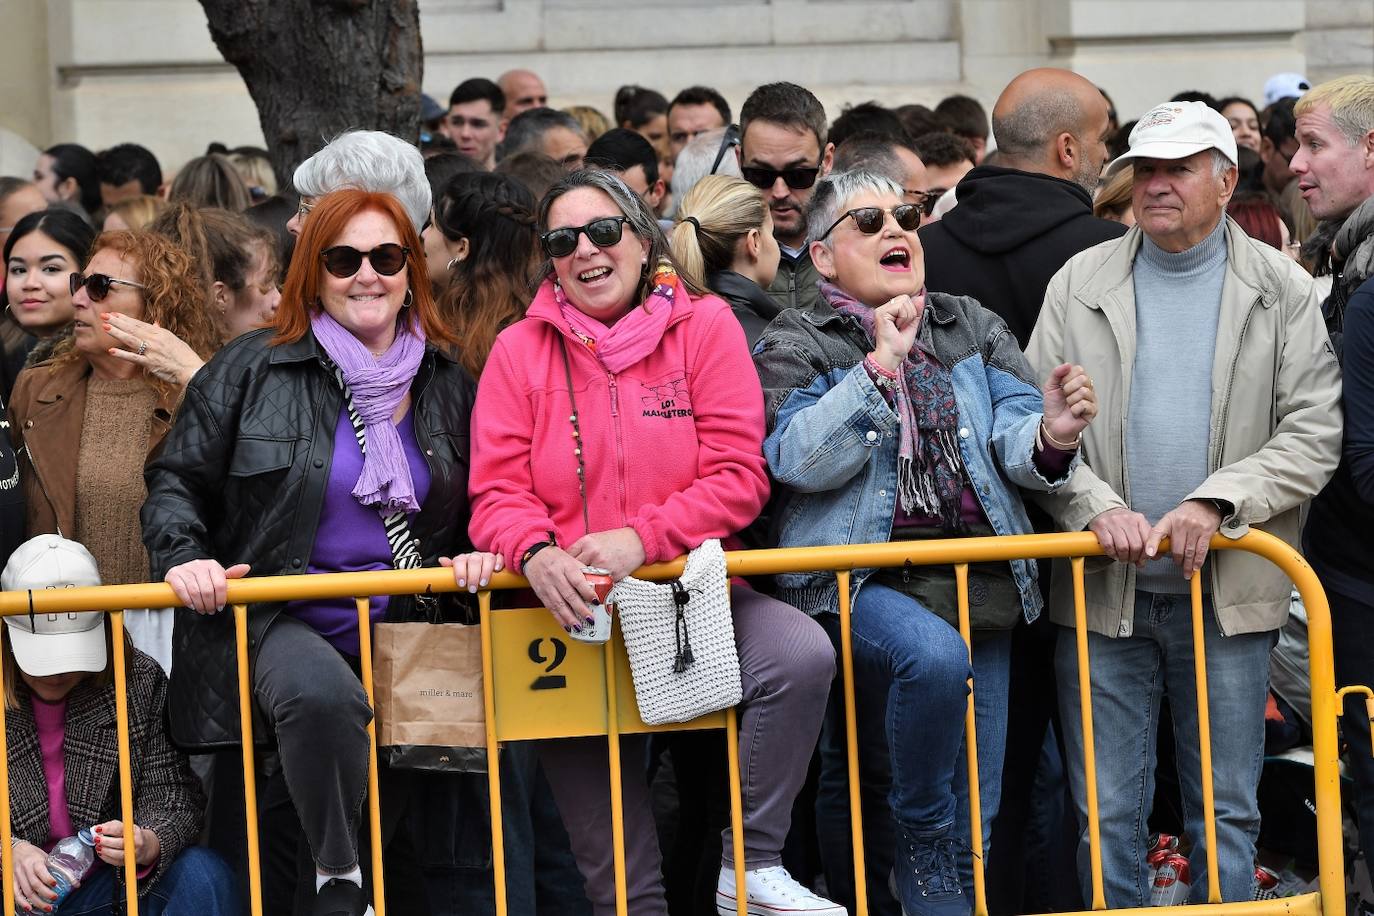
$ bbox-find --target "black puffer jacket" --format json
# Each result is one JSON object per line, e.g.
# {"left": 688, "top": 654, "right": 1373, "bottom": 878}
{"left": 919, "top": 165, "right": 1128, "bottom": 348}
{"left": 708, "top": 270, "right": 782, "bottom": 348}
{"left": 141, "top": 328, "right": 476, "bottom": 750}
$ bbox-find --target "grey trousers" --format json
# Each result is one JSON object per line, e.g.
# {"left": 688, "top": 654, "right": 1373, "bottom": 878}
{"left": 539, "top": 585, "right": 835, "bottom": 916}
{"left": 254, "top": 613, "right": 375, "bottom": 873}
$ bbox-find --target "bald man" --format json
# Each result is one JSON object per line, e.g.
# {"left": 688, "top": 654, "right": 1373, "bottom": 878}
{"left": 917, "top": 68, "right": 1128, "bottom": 915}
{"left": 498, "top": 69, "right": 549, "bottom": 119}
{"left": 919, "top": 68, "right": 1126, "bottom": 348}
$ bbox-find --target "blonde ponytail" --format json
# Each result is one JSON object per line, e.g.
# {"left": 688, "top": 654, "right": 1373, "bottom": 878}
{"left": 670, "top": 175, "right": 768, "bottom": 290}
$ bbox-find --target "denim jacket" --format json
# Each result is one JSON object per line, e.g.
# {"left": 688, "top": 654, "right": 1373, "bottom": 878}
{"left": 753, "top": 290, "right": 1078, "bottom": 623}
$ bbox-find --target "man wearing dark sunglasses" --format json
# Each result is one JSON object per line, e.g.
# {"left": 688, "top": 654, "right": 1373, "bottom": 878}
{"left": 739, "top": 82, "right": 833, "bottom": 312}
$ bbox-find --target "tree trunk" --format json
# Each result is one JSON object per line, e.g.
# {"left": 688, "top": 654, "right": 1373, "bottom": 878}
{"left": 196, "top": 0, "right": 424, "bottom": 190}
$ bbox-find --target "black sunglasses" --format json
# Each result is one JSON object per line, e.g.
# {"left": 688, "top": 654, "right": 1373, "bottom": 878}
{"left": 710, "top": 124, "right": 742, "bottom": 177}
{"left": 740, "top": 163, "right": 821, "bottom": 192}
{"left": 908, "top": 189, "right": 941, "bottom": 217}
{"left": 320, "top": 244, "right": 409, "bottom": 279}
{"left": 69, "top": 272, "right": 145, "bottom": 302}
{"left": 541, "top": 216, "right": 629, "bottom": 259}
{"left": 819, "top": 205, "right": 922, "bottom": 240}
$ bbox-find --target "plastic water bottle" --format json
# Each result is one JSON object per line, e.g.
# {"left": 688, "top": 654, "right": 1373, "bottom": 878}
{"left": 47, "top": 829, "right": 96, "bottom": 907}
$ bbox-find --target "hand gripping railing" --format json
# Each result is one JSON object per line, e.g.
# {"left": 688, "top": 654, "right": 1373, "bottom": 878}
{"left": 0, "top": 530, "right": 1354, "bottom": 916}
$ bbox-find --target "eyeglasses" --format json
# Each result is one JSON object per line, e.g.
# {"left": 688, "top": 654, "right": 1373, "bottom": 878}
{"left": 69, "top": 272, "right": 145, "bottom": 302}
{"left": 320, "top": 244, "right": 410, "bottom": 279}
{"left": 710, "top": 124, "right": 742, "bottom": 177}
{"left": 906, "top": 189, "right": 941, "bottom": 217}
{"left": 819, "top": 205, "right": 922, "bottom": 240}
{"left": 740, "top": 163, "right": 821, "bottom": 192}
{"left": 540, "top": 216, "right": 629, "bottom": 258}
{"left": 296, "top": 197, "right": 316, "bottom": 223}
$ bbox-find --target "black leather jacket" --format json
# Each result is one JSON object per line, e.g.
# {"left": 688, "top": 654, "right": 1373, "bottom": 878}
{"left": 141, "top": 328, "right": 475, "bottom": 750}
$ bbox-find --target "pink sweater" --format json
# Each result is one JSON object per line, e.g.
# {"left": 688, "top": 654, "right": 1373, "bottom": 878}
{"left": 32, "top": 697, "right": 73, "bottom": 848}
{"left": 469, "top": 281, "right": 769, "bottom": 570}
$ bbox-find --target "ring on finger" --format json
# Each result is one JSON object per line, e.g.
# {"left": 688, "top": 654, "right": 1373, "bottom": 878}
{"left": 137, "top": 339, "right": 148, "bottom": 356}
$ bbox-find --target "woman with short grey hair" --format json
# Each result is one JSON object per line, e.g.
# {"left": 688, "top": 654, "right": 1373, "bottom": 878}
{"left": 754, "top": 170, "right": 1098, "bottom": 916}
{"left": 288, "top": 130, "right": 432, "bottom": 236}
{"left": 469, "top": 168, "right": 842, "bottom": 916}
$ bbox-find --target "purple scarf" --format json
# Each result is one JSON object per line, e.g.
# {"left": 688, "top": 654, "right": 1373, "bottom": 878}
{"left": 820, "top": 281, "right": 966, "bottom": 528}
{"left": 311, "top": 310, "right": 426, "bottom": 516}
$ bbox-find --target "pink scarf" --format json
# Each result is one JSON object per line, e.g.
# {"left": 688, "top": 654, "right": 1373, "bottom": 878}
{"left": 554, "top": 260, "right": 679, "bottom": 373}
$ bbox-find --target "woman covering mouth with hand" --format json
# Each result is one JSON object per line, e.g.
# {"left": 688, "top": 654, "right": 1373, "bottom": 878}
{"left": 753, "top": 169, "right": 1098, "bottom": 916}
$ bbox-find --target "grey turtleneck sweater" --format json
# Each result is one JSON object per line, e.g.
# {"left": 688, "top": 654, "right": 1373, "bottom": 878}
{"left": 1127, "top": 217, "right": 1228, "bottom": 594}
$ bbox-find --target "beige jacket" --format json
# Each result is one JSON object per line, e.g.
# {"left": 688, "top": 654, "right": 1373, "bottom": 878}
{"left": 1026, "top": 218, "right": 1342, "bottom": 638}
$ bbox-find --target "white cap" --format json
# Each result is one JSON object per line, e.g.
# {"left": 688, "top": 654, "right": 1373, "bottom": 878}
{"left": 1, "top": 535, "right": 106, "bottom": 677}
{"left": 1105, "top": 101, "right": 1238, "bottom": 176}
{"left": 1263, "top": 73, "right": 1310, "bottom": 108}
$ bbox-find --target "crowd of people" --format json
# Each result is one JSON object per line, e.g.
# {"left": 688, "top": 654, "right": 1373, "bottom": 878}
{"left": 0, "top": 60, "right": 1372, "bottom": 916}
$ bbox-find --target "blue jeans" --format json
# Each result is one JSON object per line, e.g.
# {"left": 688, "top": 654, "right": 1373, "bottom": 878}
{"left": 815, "top": 584, "right": 1010, "bottom": 911}
{"left": 1055, "top": 591, "right": 1272, "bottom": 907}
{"left": 56, "top": 846, "right": 238, "bottom": 916}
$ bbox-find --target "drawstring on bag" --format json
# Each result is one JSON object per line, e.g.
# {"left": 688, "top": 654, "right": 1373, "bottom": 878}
{"left": 670, "top": 581, "right": 695, "bottom": 674}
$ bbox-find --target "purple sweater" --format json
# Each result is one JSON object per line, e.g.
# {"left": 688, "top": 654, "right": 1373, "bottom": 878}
{"left": 285, "top": 408, "right": 432, "bottom": 655}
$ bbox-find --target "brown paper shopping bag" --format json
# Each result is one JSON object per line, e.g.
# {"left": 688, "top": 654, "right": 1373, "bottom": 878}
{"left": 372, "top": 621, "right": 488, "bottom": 773}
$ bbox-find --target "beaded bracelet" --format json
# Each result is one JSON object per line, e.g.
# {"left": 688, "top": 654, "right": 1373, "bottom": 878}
{"left": 863, "top": 354, "right": 899, "bottom": 390}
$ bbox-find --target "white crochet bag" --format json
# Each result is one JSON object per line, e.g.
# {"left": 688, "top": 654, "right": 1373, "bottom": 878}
{"left": 610, "top": 539, "right": 742, "bottom": 725}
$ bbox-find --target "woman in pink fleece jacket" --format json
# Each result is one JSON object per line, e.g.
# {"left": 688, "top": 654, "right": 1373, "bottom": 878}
{"left": 469, "top": 170, "right": 839, "bottom": 916}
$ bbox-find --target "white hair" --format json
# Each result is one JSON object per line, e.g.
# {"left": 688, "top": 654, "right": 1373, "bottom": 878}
{"left": 806, "top": 169, "right": 904, "bottom": 246}
{"left": 292, "top": 130, "right": 431, "bottom": 232}
{"left": 670, "top": 127, "right": 741, "bottom": 212}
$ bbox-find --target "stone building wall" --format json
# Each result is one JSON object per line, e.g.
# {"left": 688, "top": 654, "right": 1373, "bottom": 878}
{"left": 0, "top": 0, "right": 1368, "bottom": 179}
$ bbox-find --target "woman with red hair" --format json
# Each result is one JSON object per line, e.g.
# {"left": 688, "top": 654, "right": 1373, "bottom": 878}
{"left": 142, "top": 189, "right": 498, "bottom": 916}
{"left": 1227, "top": 191, "right": 1300, "bottom": 262}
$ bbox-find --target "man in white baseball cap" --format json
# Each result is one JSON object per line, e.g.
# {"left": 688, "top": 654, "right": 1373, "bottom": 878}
{"left": 1027, "top": 97, "right": 1341, "bottom": 907}
{"left": 1, "top": 534, "right": 106, "bottom": 677}
{"left": 1105, "top": 99, "right": 1238, "bottom": 176}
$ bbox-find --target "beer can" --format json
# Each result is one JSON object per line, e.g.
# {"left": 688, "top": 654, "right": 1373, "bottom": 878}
{"left": 569, "top": 567, "right": 614, "bottom": 644}
{"left": 1147, "top": 833, "right": 1180, "bottom": 866}
{"left": 1149, "top": 853, "right": 1191, "bottom": 907}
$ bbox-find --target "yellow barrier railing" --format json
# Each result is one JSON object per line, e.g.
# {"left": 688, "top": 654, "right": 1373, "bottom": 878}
{"left": 0, "top": 530, "right": 1350, "bottom": 916}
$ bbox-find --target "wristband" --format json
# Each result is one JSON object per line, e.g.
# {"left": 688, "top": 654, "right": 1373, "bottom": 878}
{"left": 863, "top": 354, "right": 900, "bottom": 390}
{"left": 520, "top": 537, "right": 557, "bottom": 570}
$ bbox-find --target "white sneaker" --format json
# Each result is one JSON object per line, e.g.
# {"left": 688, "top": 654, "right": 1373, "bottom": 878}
{"left": 716, "top": 865, "right": 847, "bottom": 915}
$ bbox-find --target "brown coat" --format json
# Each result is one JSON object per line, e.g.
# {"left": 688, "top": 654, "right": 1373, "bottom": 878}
{"left": 7, "top": 359, "right": 177, "bottom": 540}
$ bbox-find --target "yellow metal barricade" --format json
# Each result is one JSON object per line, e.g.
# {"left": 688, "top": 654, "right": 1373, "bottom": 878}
{"left": 0, "top": 530, "right": 1353, "bottom": 916}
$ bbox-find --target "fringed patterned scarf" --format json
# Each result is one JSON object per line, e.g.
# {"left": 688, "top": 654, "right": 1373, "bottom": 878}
{"left": 821, "top": 281, "right": 967, "bottom": 528}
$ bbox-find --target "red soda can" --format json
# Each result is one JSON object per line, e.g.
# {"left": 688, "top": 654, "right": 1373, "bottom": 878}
{"left": 581, "top": 567, "right": 614, "bottom": 605}
{"left": 1149, "top": 853, "right": 1191, "bottom": 907}
{"left": 1254, "top": 865, "right": 1280, "bottom": 900}
{"left": 570, "top": 567, "right": 614, "bottom": 644}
